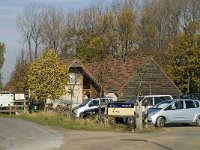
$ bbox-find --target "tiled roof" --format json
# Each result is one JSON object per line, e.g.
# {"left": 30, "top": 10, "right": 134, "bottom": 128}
{"left": 84, "top": 56, "right": 150, "bottom": 93}
{"left": 2, "top": 56, "right": 151, "bottom": 94}
{"left": 2, "top": 80, "right": 16, "bottom": 93}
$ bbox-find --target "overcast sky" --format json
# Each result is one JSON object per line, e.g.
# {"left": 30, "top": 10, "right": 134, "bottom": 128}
{"left": 0, "top": 0, "right": 105, "bottom": 85}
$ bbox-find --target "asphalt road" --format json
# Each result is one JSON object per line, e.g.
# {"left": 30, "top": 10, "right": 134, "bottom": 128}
{"left": 0, "top": 118, "right": 63, "bottom": 150}
{"left": 0, "top": 118, "right": 200, "bottom": 150}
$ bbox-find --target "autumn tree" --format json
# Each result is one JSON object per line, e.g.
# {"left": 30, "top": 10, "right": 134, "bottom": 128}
{"left": 28, "top": 50, "right": 68, "bottom": 101}
{"left": 10, "top": 50, "right": 29, "bottom": 93}
{"left": 0, "top": 42, "right": 5, "bottom": 88}
{"left": 165, "top": 21, "right": 200, "bottom": 93}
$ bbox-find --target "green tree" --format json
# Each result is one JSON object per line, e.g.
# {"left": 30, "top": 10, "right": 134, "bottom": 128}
{"left": 76, "top": 34, "right": 110, "bottom": 63}
{"left": 28, "top": 49, "right": 68, "bottom": 101}
{"left": 136, "top": 12, "right": 156, "bottom": 55}
{"left": 165, "top": 21, "right": 200, "bottom": 93}
{"left": 117, "top": 6, "right": 136, "bottom": 54}
{"left": 0, "top": 42, "right": 5, "bottom": 89}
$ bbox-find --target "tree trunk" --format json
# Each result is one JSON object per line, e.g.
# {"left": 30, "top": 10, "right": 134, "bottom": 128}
{"left": 135, "top": 100, "right": 143, "bottom": 130}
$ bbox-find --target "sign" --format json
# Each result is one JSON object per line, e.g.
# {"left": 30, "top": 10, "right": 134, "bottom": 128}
{"left": 107, "top": 102, "right": 135, "bottom": 116}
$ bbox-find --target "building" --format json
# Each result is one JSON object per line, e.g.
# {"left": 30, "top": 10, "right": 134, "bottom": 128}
{"left": 3, "top": 56, "right": 182, "bottom": 104}
{"left": 60, "top": 56, "right": 182, "bottom": 104}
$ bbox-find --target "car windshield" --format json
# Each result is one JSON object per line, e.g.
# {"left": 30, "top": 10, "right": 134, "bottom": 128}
{"left": 80, "top": 98, "right": 93, "bottom": 106}
{"left": 150, "top": 100, "right": 174, "bottom": 109}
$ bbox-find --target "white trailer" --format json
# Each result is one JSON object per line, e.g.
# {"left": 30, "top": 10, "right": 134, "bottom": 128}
{"left": 0, "top": 93, "right": 14, "bottom": 106}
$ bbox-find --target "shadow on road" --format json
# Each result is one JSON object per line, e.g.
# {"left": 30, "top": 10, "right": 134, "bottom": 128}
{"left": 121, "top": 139, "right": 174, "bottom": 150}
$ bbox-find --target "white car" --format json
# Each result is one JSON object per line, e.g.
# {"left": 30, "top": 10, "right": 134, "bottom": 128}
{"left": 147, "top": 99, "right": 200, "bottom": 127}
{"left": 73, "top": 97, "right": 113, "bottom": 117}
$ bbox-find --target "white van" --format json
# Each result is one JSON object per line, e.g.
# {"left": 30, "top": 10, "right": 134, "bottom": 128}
{"left": 141, "top": 95, "right": 173, "bottom": 108}
{"left": 73, "top": 97, "right": 113, "bottom": 117}
{"left": 130, "top": 95, "right": 173, "bottom": 113}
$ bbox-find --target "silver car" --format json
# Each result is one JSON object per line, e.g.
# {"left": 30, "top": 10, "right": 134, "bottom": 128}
{"left": 147, "top": 99, "right": 200, "bottom": 127}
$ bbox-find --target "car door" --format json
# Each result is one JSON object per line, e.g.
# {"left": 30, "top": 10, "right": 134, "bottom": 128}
{"left": 163, "top": 101, "right": 185, "bottom": 123}
{"left": 87, "top": 100, "right": 99, "bottom": 110}
{"left": 184, "top": 100, "right": 199, "bottom": 123}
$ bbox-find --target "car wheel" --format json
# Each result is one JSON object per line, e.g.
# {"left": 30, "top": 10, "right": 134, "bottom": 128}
{"left": 195, "top": 116, "right": 200, "bottom": 126}
{"left": 79, "top": 113, "right": 84, "bottom": 118}
{"left": 156, "top": 117, "right": 165, "bottom": 127}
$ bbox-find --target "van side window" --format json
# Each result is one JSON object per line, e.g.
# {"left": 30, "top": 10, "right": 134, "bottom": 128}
{"left": 185, "top": 101, "right": 196, "bottom": 108}
{"left": 142, "top": 97, "right": 153, "bottom": 106}
{"left": 101, "top": 99, "right": 106, "bottom": 102}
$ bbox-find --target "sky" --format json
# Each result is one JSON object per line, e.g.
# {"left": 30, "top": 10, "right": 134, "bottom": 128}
{"left": 0, "top": 0, "right": 109, "bottom": 85}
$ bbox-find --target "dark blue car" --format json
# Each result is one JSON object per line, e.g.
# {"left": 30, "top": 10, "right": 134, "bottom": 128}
{"left": 81, "top": 107, "right": 106, "bottom": 118}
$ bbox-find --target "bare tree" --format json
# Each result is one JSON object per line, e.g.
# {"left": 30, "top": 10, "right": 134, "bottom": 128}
{"left": 40, "top": 6, "right": 66, "bottom": 56}
{"left": 17, "top": 3, "right": 43, "bottom": 61}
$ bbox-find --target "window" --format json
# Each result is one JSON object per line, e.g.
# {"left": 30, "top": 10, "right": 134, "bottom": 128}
{"left": 194, "top": 101, "right": 199, "bottom": 107}
{"left": 69, "top": 73, "right": 81, "bottom": 84}
{"left": 142, "top": 97, "right": 153, "bottom": 106}
{"left": 165, "top": 104, "right": 173, "bottom": 110}
{"left": 89, "top": 100, "right": 99, "bottom": 107}
{"left": 174, "top": 101, "right": 183, "bottom": 109}
{"left": 155, "top": 96, "right": 172, "bottom": 105}
{"left": 185, "top": 101, "right": 196, "bottom": 108}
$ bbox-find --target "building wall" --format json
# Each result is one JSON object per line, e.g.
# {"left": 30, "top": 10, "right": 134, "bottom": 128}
{"left": 64, "top": 71, "right": 83, "bottom": 104}
{"left": 65, "top": 85, "right": 83, "bottom": 104}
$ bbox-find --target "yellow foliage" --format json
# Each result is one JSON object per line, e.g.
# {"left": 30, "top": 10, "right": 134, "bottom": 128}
{"left": 28, "top": 49, "right": 68, "bottom": 101}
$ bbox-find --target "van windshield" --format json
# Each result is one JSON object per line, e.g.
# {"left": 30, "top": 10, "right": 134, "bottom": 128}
{"left": 150, "top": 100, "right": 173, "bottom": 109}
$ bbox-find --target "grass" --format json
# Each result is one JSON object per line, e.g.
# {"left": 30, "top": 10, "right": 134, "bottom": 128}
{"left": 0, "top": 111, "right": 164, "bottom": 133}
{"left": 0, "top": 111, "right": 125, "bottom": 132}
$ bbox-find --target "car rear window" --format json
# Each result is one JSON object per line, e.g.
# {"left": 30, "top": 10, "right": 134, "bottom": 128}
{"left": 185, "top": 101, "right": 198, "bottom": 108}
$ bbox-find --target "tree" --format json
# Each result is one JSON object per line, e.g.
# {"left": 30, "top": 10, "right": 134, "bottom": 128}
{"left": 117, "top": 6, "right": 136, "bottom": 55}
{"left": 28, "top": 50, "right": 68, "bottom": 101}
{"left": 76, "top": 33, "right": 110, "bottom": 120}
{"left": 0, "top": 42, "right": 5, "bottom": 88}
{"left": 10, "top": 50, "right": 29, "bottom": 93}
{"left": 165, "top": 21, "right": 200, "bottom": 93}
{"left": 41, "top": 6, "right": 66, "bottom": 55}
{"left": 76, "top": 34, "right": 110, "bottom": 63}
{"left": 17, "top": 4, "right": 44, "bottom": 61}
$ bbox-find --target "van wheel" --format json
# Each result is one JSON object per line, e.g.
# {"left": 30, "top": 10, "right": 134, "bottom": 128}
{"left": 156, "top": 117, "right": 165, "bottom": 127}
{"left": 195, "top": 116, "right": 200, "bottom": 126}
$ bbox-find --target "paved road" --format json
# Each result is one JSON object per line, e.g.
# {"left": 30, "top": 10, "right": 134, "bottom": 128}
{"left": 1, "top": 118, "right": 200, "bottom": 150}
{"left": 0, "top": 118, "right": 63, "bottom": 150}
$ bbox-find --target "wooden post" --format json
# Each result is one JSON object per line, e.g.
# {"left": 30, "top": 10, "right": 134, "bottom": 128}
{"left": 23, "top": 99, "right": 26, "bottom": 111}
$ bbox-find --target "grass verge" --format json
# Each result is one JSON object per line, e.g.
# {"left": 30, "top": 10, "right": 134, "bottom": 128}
{"left": 0, "top": 112, "right": 164, "bottom": 133}
{"left": 0, "top": 111, "right": 125, "bottom": 132}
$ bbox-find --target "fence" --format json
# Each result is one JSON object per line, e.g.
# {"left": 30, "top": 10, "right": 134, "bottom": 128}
{"left": 0, "top": 100, "right": 28, "bottom": 114}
